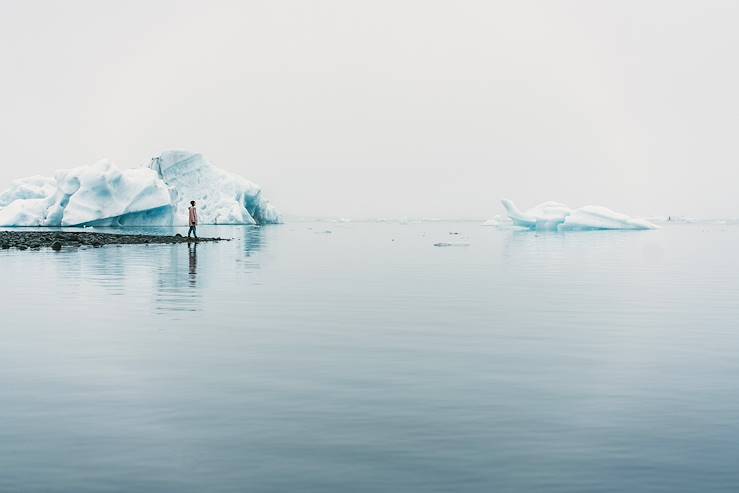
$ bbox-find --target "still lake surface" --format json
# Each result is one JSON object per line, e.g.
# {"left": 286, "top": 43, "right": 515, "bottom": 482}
{"left": 1, "top": 221, "right": 739, "bottom": 492}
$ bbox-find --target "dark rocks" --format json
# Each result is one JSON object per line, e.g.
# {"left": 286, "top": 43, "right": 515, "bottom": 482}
{"left": 0, "top": 230, "right": 229, "bottom": 252}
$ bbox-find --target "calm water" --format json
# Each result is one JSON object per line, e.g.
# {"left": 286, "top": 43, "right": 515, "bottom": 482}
{"left": 2, "top": 222, "right": 739, "bottom": 492}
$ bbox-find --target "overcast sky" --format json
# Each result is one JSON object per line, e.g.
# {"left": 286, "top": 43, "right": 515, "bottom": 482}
{"left": 1, "top": 0, "right": 737, "bottom": 219}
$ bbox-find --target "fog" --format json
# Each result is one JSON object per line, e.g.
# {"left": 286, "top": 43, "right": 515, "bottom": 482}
{"left": 1, "top": 0, "right": 737, "bottom": 219}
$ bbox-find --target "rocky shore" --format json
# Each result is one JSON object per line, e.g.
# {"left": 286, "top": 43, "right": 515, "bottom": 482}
{"left": 0, "top": 231, "right": 227, "bottom": 251}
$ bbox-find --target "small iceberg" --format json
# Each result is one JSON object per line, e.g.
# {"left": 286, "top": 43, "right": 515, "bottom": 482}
{"left": 481, "top": 215, "right": 509, "bottom": 227}
{"left": 501, "top": 199, "right": 657, "bottom": 231}
{"left": 434, "top": 242, "right": 470, "bottom": 247}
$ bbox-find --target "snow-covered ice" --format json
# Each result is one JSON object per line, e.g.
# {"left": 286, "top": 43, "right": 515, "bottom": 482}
{"left": 501, "top": 199, "right": 657, "bottom": 231}
{"left": 0, "top": 151, "right": 279, "bottom": 226}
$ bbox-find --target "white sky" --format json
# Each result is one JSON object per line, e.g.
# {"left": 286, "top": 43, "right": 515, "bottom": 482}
{"left": 1, "top": 0, "right": 737, "bottom": 219}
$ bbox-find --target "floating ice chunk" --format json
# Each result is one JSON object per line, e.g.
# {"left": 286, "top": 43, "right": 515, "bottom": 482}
{"left": 0, "top": 151, "right": 279, "bottom": 226}
{"left": 501, "top": 199, "right": 657, "bottom": 231}
{"left": 434, "top": 242, "right": 470, "bottom": 247}
{"left": 481, "top": 214, "right": 510, "bottom": 227}
{"left": 647, "top": 215, "right": 696, "bottom": 224}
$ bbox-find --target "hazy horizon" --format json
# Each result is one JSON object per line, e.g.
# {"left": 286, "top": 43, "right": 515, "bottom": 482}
{"left": 1, "top": 1, "right": 738, "bottom": 219}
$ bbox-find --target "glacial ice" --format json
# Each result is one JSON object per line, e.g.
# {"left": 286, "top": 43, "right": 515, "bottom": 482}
{"left": 0, "top": 151, "right": 279, "bottom": 227}
{"left": 501, "top": 199, "right": 657, "bottom": 231}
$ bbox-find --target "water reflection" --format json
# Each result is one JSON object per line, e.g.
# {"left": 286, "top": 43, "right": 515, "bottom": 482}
{"left": 188, "top": 242, "right": 197, "bottom": 287}
{"left": 27, "top": 226, "right": 270, "bottom": 320}
{"left": 87, "top": 245, "right": 130, "bottom": 296}
{"left": 6, "top": 224, "right": 739, "bottom": 492}
{"left": 243, "top": 225, "right": 263, "bottom": 257}
{"left": 154, "top": 243, "right": 202, "bottom": 317}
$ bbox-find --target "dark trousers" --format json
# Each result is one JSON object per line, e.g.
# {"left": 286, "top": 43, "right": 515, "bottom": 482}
{"left": 188, "top": 225, "right": 197, "bottom": 238}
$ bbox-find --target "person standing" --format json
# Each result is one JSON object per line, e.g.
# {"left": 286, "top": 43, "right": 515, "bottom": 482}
{"left": 188, "top": 200, "right": 199, "bottom": 239}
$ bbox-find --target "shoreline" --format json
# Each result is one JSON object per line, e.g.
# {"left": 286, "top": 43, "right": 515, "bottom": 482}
{"left": 0, "top": 231, "right": 227, "bottom": 251}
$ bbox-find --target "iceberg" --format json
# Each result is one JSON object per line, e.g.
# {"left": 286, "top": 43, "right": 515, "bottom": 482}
{"left": 501, "top": 199, "right": 657, "bottom": 231}
{"left": 0, "top": 151, "right": 279, "bottom": 227}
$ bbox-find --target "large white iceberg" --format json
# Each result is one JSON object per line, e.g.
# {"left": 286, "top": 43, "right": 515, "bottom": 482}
{"left": 0, "top": 151, "right": 279, "bottom": 226}
{"left": 501, "top": 199, "right": 657, "bottom": 231}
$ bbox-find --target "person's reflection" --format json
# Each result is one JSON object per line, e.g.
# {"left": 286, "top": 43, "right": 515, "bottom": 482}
{"left": 188, "top": 242, "right": 197, "bottom": 286}
{"left": 154, "top": 243, "right": 202, "bottom": 316}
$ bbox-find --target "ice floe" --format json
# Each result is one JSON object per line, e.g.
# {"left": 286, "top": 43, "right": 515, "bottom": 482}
{"left": 501, "top": 199, "right": 657, "bottom": 231}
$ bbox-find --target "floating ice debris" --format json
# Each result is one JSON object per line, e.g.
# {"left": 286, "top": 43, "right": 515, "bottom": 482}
{"left": 647, "top": 215, "right": 696, "bottom": 224}
{"left": 0, "top": 151, "right": 279, "bottom": 226}
{"left": 481, "top": 215, "right": 509, "bottom": 227}
{"left": 501, "top": 199, "right": 657, "bottom": 231}
{"left": 434, "top": 242, "right": 471, "bottom": 247}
